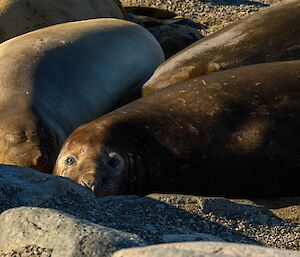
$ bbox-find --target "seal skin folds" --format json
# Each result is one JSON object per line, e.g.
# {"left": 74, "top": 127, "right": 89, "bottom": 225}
{"left": 0, "top": 18, "right": 164, "bottom": 172}
{"left": 0, "top": 0, "right": 124, "bottom": 43}
{"left": 54, "top": 61, "right": 300, "bottom": 198}
{"left": 142, "top": 0, "right": 300, "bottom": 96}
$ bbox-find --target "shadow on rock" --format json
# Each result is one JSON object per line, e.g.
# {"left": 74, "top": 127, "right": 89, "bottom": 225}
{"left": 254, "top": 197, "right": 300, "bottom": 209}
{"left": 0, "top": 165, "right": 299, "bottom": 250}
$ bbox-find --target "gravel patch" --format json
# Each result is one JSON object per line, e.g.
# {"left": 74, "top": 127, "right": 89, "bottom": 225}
{"left": 121, "top": 0, "right": 284, "bottom": 35}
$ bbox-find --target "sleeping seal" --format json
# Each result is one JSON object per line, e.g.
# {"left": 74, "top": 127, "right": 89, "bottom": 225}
{"left": 0, "top": 18, "right": 164, "bottom": 171}
{"left": 0, "top": 0, "right": 124, "bottom": 43}
{"left": 125, "top": 6, "right": 203, "bottom": 58}
{"left": 142, "top": 0, "right": 300, "bottom": 96}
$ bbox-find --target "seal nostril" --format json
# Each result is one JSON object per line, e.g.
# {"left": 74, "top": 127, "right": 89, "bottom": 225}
{"left": 80, "top": 172, "right": 100, "bottom": 194}
{"left": 81, "top": 179, "right": 97, "bottom": 193}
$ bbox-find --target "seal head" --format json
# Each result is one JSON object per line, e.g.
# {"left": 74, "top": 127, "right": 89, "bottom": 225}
{"left": 54, "top": 124, "right": 126, "bottom": 196}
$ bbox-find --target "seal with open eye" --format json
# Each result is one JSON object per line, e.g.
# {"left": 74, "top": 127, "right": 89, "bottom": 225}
{"left": 54, "top": 60, "right": 300, "bottom": 197}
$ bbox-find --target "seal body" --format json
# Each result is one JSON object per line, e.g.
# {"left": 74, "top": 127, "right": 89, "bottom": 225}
{"left": 147, "top": 24, "right": 203, "bottom": 59}
{"left": 54, "top": 60, "right": 300, "bottom": 197}
{"left": 0, "top": 0, "right": 124, "bottom": 43}
{"left": 125, "top": 7, "right": 203, "bottom": 58}
{"left": 124, "top": 7, "right": 178, "bottom": 19}
{"left": 0, "top": 18, "right": 164, "bottom": 171}
{"left": 142, "top": 0, "right": 300, "bottom": 96}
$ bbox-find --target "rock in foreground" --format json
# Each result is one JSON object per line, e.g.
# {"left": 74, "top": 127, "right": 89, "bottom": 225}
{"left": 0, "top": 207, "right": 145, "bottom": 257}
{"left": 0, "top": 165, "right": 95, "bottom": 214}
{"left": 0, "top": 165, "right": 299, "bottom": 256}
{"left": 113, "top": 241, "right": 300, "bottom": 257}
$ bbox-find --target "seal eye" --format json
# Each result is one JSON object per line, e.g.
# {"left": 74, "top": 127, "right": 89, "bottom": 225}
{"left": 65, "top": 156, "right": 76, "bottom": 166}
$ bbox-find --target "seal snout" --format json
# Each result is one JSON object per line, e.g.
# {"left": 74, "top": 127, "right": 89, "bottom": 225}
{"left": 31, "top": 148, "right": 51, "bottom": 172}
{"left": 80, "top": 173, "right": 100, "bottom": 193}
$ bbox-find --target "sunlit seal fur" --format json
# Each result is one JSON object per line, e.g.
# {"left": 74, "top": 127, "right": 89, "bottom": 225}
{"left": 0, "top": 18, "right": 164, "bottom": 172}
{"left": 54, "top": 60, "right": 300, "bottom": 197}
{"left": 142, "top": 0, "right": 300, "bottom": 96}
{"left": 0, "top": 0, "right": 124, "bottom": 43}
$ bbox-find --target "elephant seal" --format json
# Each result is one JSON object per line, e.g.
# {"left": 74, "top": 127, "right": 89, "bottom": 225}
{"left": 0, "top": 0, "right": 124, "bottom": 43}
{"left": 142, "top": 0, "right": 300, "bottom": 96}
{"left": 147, "top": 24, "right": 203, "bottom": 59}
{"left": 125, "top": 7, "right": 203, "bottom": 58}
{"left": 54, "top": 60, "right": 300, "bottom": 198}
{"left": 0, "top": 18, "right": 164, "bottom": 172}
{"left": 124, "top": 7, "right": 178, "bottom": 20}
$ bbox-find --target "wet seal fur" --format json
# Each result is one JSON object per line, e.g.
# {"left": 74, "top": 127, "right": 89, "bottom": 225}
{"left": 142, "top": 0, "right": 300, "bottom": 96}
{"left": 0, "top": 18, "right": 164, "bottom": 171}
{"left": 54, "top": 60, "right": 300, "bottom": 197}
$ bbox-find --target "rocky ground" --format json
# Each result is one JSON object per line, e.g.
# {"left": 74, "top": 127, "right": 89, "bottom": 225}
{"left": 0, "top": 166, "right": 299, "bottom": 256}
{"left": 0, "top": 2, "right": 298, "bottom": 256}
{"left": 121, "top": 0, "right": 284, "bottom": 35}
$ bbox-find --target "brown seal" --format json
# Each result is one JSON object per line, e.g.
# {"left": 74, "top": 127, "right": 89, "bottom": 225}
{"left": 54, "top": 60, "right": 300, "bottom": 198}
{"left": 0, "top": 18, "right": 164, "bottom": 172}
{"left": 147, "top": 23, "right": 203, "bottom": 59}
{"left": 125, "top": 6, "right": 203, "bottom": 58}
{"left": 124, "top": 7, "right": 178, "bottom": 19}
{"left": 0, "top": 0, "right": 124, "bottom": 43}
{"left": 142, "top": 0, "right": 300, "bottom": 96}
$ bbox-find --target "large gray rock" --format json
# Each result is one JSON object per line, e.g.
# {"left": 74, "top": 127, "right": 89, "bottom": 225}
{"left": 0, "top": 165, "right": 299, "bottom": 253}
{"left": 112, "top": 242, "right": 300, "bottom": 257}
{"left": 0, "top": 207, "right": 145, "bottom": 257}
{"left": 0, "top": 165, "right": 96, "bottom": 214}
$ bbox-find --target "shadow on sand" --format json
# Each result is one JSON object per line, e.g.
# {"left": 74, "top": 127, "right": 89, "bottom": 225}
{"left": 203, "top": 0, "right": 269, "bottom": 7}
